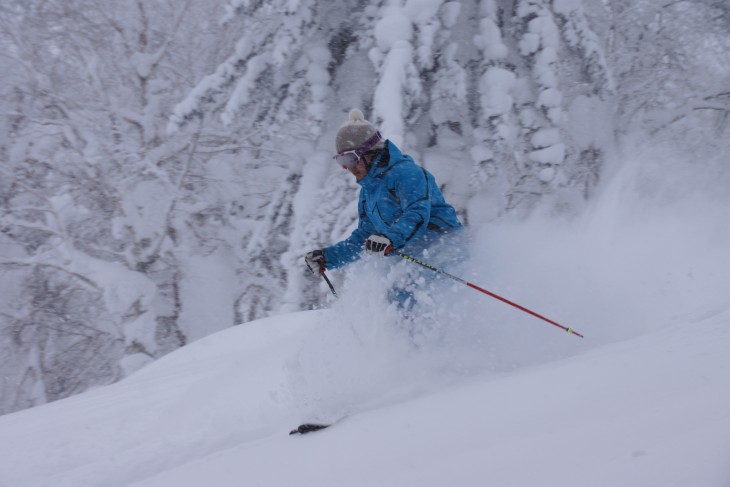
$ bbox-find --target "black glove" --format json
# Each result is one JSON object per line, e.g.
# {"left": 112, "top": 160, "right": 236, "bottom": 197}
{"left": 304, "top": 250, "right": 326, "bottom": 275}
{"left": 364, "top": 234, "right": 393, "bottom": 256}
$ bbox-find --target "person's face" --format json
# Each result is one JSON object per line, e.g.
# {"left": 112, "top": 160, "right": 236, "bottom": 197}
{"left": 348, "top": 159, "right": 369, "bottom": 181}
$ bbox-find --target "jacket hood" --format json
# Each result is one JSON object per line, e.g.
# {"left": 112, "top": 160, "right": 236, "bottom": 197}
{"left": 357, "top": 140, "right": 408, "bottom": 190}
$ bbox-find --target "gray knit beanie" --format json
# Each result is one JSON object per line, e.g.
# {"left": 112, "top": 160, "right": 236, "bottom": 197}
{"left": 335, "top": 109, "right": 385, "bottom": 153}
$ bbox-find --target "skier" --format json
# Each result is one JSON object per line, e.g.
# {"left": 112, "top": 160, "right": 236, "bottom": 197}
{"left": 305, "top": 109, "right": 464, "bottom": 313}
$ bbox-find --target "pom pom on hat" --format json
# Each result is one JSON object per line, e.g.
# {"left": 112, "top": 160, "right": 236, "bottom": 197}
{"left": 335, "top": 109, "right": 385, "bottom": 153}
{"left": 347, "top": 108, "right": 366, "bottom": 123}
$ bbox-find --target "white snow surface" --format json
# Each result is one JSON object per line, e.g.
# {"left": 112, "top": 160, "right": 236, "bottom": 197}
{"left": 0, "top": 307, "right": 729, "bottom": 486}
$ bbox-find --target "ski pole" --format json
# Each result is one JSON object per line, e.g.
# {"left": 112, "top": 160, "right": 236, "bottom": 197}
{"left": 392, "top": 251, "right": 583, "bottom": 338}
{"left": 321, "top": 271, "right": 338, "bottom": 298}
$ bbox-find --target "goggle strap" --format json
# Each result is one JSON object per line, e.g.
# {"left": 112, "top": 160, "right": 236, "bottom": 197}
{"left": 356, "top": 131, "right": 383, "bottom": 156}
{"left": 334, "top": 131, "right": 383, "bottom": 159}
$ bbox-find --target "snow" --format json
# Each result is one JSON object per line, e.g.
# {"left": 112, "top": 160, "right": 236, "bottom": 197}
{"left": 529, "top": 142, "right": 565, "bottom": 164}
{"left": 535, "top": 47, "right": 558, "bottom": 86}
{"left": 178, "top": 251, "right": 237, "bottom": 342}
{"left": 372, "top": 40, "right": 415, "bottom": 146}
{"left": 119, "top": 179, "right": 172, "bottom": 242}
{"left": 480, "top": 67, "right": 516, "bottom": 117}
{"left": 0, "top": 305, "right": 728, "bottom": 486}
{"left": 475, "top": 17, "right": 508, "bottom": 59}
{"left": 303, "top": 44, "right": 332, "bottom": 124}
{"left": 404, "top": 0, "right": 443, "bottom": 24}
{"left": 130, "top": 48, "right": 164, "bottom": 80}
{"left": 3, "top": 3, "right": 730, "bottom": 484}
{"left": 469, "top": 144, "right": 494, "bottom": 163}
{"left": 552, "top": 0, "right": 582, "bottom": 14}
{"left": 530, "top": 127, "right": 561, "bottom": 148}
{"left": 440, "top": 1, "right": 461, "bottom": 28}
{"left": 537, "top": 165, "right": 556, "bottom": 182}
{"left": 527, "top": 15, "right": 560, "bottom": 50}
{"left": 2, "top": 141, "right": 730, "bottom": 485}
{"left": 567, "top": 95, "right": 615, "bottom": 150}
{"left": 519, "top": 32, "right": 541, "bottom": 55}
{"left": 373, "top": 7, "right": 413, "bottom": 52}
{"left": 537, "top": 87, "right": 562, "bottom": 109}
{"left": 222, "top": 52, "right": 272, "bottom": 125}
{"left": 168, "top": 32, "right": 258, "bottom": 133}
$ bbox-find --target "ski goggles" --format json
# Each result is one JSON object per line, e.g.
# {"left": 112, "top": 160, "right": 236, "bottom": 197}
{"left": 333, "top": 131, "right": 383, "bottom": 169}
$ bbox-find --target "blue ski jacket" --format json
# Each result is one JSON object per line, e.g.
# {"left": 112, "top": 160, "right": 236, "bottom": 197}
{"left": 324, "top": 140, "right": 462, "bottom": 270}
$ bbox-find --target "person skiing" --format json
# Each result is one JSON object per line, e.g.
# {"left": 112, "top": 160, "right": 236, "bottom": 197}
{"left": 304, "top": 109, "right": 464, "bottom": 310}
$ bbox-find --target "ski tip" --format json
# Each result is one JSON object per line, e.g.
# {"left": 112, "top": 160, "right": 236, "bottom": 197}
{"left": 289, "top": 423, "right": 332, "bottom": 436}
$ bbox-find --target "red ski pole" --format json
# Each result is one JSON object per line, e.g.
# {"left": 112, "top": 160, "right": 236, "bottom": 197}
{"left": 393, "top": 251, "right": 583, "bottom": 338}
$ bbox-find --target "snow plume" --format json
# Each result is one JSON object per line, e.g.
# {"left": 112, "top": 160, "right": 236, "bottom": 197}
{"left": 285, "top": 259, "right": 412, "bottom": 422}
{"left": 285, "top": 249, "right": 498, "bottom": 421}
{"left": 299, "top": 134, "right": 730, "bottom": 377}
{"left": 466, "top": 136, "right": 730, "bottom": 365}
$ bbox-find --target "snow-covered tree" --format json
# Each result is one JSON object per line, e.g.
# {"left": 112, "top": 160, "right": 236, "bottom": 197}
{"left": 0, "top": 0, "right": 250, "bottom": 414}
{"left": 607, "top": 0, "right": 730, "bottom": 136}
{"left": 1, "top": 0, "right": 727, "bottom": 416}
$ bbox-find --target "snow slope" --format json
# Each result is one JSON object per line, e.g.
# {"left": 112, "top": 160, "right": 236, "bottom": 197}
{"left": 0, "top": 306, "right": 729, "bottom": 487}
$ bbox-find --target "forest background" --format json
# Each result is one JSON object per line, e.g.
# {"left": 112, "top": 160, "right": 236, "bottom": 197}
{"left": 1, "top": 0, "right": 728, "bottom": 415}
